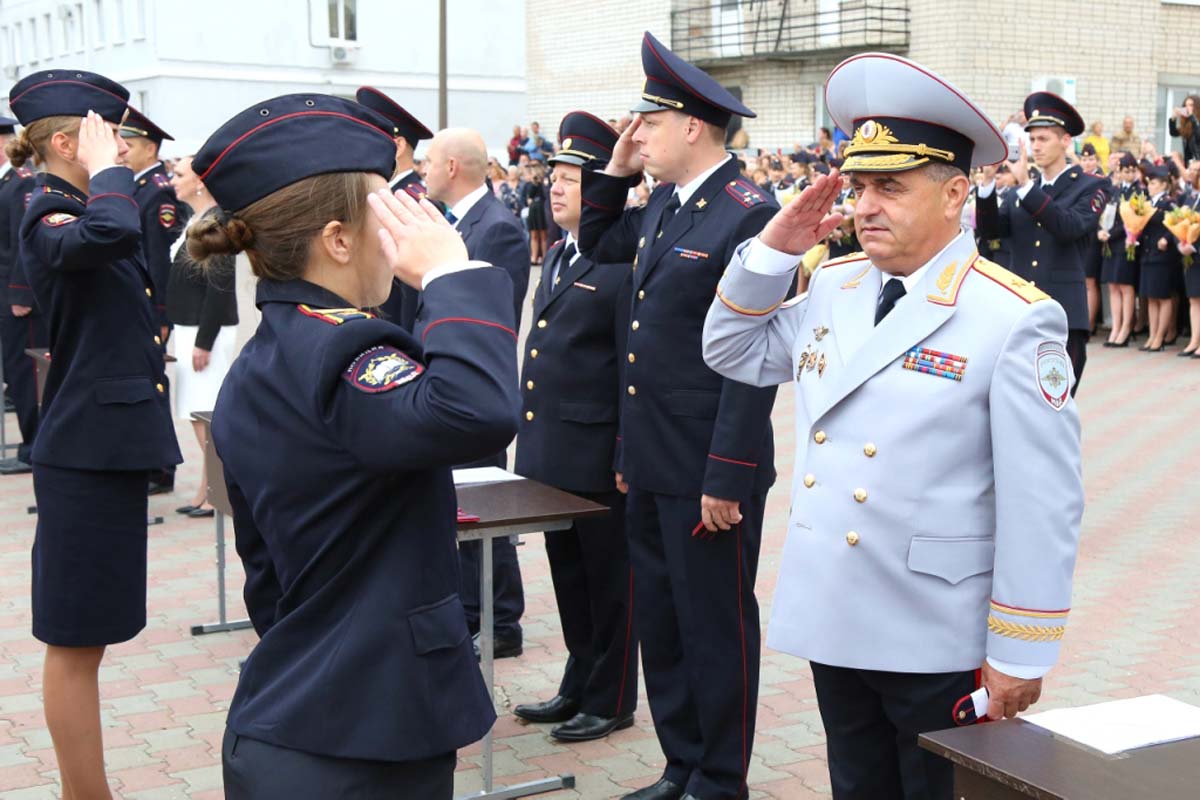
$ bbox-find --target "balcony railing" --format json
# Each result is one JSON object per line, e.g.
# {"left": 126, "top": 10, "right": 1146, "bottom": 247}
{"left": 670, "top": 1, "right": 910, "bottom": 66}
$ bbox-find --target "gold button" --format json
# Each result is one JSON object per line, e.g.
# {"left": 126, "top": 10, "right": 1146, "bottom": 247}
{"left": 526, "top": 380, "right": 534, "bottom": 390}
{"left": 846, "top": 531, "right": 860, "bottom": 546}
{"left": 854, "top": 488, "right": 868, "bottom": 503}
{"left": 863, "top": 443, "right": 877, "bottom": 457}
{"left": 145, "top": 287, "right": 153, "bottom": 297}
{"left": 627, "top": 385, "right": 637, "bottom": 396}
{"left": 525, "top": 411, "right": 534, "bottom": 421}
{"left": 155, "top": 383, "right": 164, "bottom": 393}
{"left": 803, "top": 474, "right": 815, "bottom": 488}
{"left": 638, "top": 290, "right": 645, "bottom": 300}
{"left": 1034, "top": 240, "right": 1041, "bottom": 247}
{"left": 537, "top": 319, "right": 547, "bottom": 329}
{"left": 958, "top": 710, "right": 967, "bottom": 720}
{"left": 627, "top": 353, "right": 636, "bottom": 364}
{"left": 813, "top": 431, "right": 827, "bottom": 444}
{"left": 1032, "top": 260, "right": 1038, "bottom": 267}
{"left": 632, "top": 321, "right": 640, "bottom": 331}
{"left": 154, "top": 335, "right": 161, "bottom": 345}
{"left": 530, "top": 348, "right": 538, "bottom": 358}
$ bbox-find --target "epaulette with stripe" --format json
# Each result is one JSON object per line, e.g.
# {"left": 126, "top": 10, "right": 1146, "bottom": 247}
{"left": 15, "top": 166, "right": 33, "bottom": 179}
{"left": 971, "top": 258, "right": 1049, "bottom": 304}
{"left": 297, "top": 305, "right": 377, "bottom": 325}
{"left": 402, "top": 183, "right": 426, "bottom": 200}
{"left": 724, "top": 178, "right": 767, "bottom": 208}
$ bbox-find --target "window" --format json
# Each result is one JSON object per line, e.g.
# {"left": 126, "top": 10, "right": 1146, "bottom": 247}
{"left": 27, "top": 17, "right": 37, "bottom": 64}
{"left": 133, "top": 0, "right": 146, "bottom": 39}
{"left": 0, "top": 27, "right": 9, "bottom": 71}
{"left": 114, "top": 0, "right": 125, "bottom": 43}
{"left": 43, "top": 14, "right": 53, "bottom": 59}
{"left": 93, "top": 0, "right": 106, "bottom": 46}
{"left": 75, "top": 3, "right": 85, "bottom": 52}
{"left": 328, "top": 0, "right": 356, "bottom": 42}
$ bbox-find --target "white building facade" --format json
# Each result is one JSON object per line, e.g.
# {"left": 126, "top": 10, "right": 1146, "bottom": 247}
{"left": 0, "top": 0, "right": 527, "bottom": 155}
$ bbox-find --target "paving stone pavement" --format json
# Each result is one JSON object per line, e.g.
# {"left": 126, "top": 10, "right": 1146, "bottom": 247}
{"left": 1, "top": 318, "right": 1198, "bottom": 798}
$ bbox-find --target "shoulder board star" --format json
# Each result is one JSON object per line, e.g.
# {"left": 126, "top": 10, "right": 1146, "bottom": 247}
{"left": 296, "top": 304, "right": 376, "bottom": 325}
{"left": 972, "top": 258, "right": 1049, "bottom": 303}
{"left": 695, "top": 198, "right": 707, "bottom": 209}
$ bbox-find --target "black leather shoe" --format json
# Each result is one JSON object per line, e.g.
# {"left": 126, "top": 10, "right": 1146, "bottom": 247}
{"left": 175, "top": 505, "right": 198, "bottom": 514}
{"left": 147, "top": 480, "right": 175, "bottom": 496}
{"left": 513, "top": 695, "right": 579, "bottom": 724}
{"left": 472, "top": 632, "right": 522, "bottom": 660}
{"left": 551, "top": 711, "right": 635, "bottom": 742}
{"left": 188, "top": 507, "right": 216, "bottom": 518}
{"left": 623, "top": 778, "right": 684, "bottom": 800}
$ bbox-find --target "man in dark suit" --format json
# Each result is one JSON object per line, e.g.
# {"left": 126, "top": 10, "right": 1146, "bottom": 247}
{"left": 425, "top": 127, "right": 530, "bottom": 658}
{"left": 975, "top": 92, "right": 1109, "bottom": 391}
{"left": 355, "top": 86, "right": 435, "bottom": 332}
{"left": 120, "top": 109, "right": 188, "bottom": 493}
{"left": 512, "top": 112, "right": 638, "bottom": 742}
{"left": 578, "top": 32, "right": 781, "bottom": 800}
{"left": 0, "top": 116, "right": 42, "bottom": 471}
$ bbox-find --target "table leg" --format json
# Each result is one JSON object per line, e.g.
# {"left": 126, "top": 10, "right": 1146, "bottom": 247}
{"left": 480, "top": 532, "right": 494, "bottom": 792}
{"left": 190, "top": 510, "right": 252, "bottom": 636}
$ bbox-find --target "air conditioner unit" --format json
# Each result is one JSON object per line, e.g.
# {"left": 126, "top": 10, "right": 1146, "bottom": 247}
{"left": 1030, "top": 76, "right": 1077, "bottom": 105}
{"left": 329, "top": 44, "right": 357, "bottom": 66}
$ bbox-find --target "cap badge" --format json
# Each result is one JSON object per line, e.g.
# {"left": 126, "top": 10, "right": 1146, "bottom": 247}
{"left": 562, "top": 138, "right": 573, "bottom": 150}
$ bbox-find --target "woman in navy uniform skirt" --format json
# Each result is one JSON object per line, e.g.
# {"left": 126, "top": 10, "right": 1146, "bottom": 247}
{"left": 1178, "top": 180, "right": 1200, "bottom": 357}
{"left": 7, "top": 72, "right": 181, "bottom": 798}
{"left": 189, "top": 95, "right": 518, "bottom": 798}
{"left": 1136, "top": 165, "right": 1181, "bottom": 351}
{"left": 1100, "top": 155, "right": 1142, "bottom": 347}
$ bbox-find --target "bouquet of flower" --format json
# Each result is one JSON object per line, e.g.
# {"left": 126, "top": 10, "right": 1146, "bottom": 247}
{"left": 1164, "top": 206, "right": 1200, "bottom": 269}
{"left": 1119, "top": 193, "right": 1156, "bottom": 260}
{"left": 1099, "top": 201, "right": 1118, "bottom": 258}
{"left": 802, "top": 243, "right": 828, "bottom": 276}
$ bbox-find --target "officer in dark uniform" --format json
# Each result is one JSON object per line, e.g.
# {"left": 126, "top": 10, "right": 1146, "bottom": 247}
{"left": 10, "top": 70, "right": 182, "bottom": 797}
{"left": 355, "top": 86, "right": 435, "bottom": 331}
{"left": 578, "top": 31, "right": 781, "bottom": 800}
{"left": 120, "top": 108, "right": 188, "bottom": 493}
{"left": 975, "top": 92, "right": 1109, "bottom": 392}
{"left": 975, "top": 162, "right": 1014, "bottom": 268}
{"left": 0, "top": 115, "right": 43, "bottom": 470}
{"left": 1100, "top": 152, "right": 1141, "bottom": 346}
{"left": 512, "top": 112, "right": 639, "bottom": 743}
{"left": 1078, "top": 142, "right": 1108, "bottom": 333}
{"left": 189, "top": 93, "right": 518, "bottom": 798}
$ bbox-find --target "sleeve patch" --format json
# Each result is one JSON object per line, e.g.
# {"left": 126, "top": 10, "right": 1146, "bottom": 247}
{"left": 343, "top": 345, "right": 424, "bottom": 393}
{"left": 724, "top": 179, "right": 766, "bottom": 208}
{"left": 1035, "top": 341, "right": 1071, "bottom": 411}
{"left": 23, "top": 192, "right": 31, "bottom": 209}
{"left": 158, "top": 203, "right": 177, "bottom": 228}
{"left": 41, "top": 212, "right": 78, "bottom": 227}
{"left": 152, "top": 173, "right": 171, "bottom": 189}
{"left": 1090, "top": 189, "right": 1106, "bottom": 214}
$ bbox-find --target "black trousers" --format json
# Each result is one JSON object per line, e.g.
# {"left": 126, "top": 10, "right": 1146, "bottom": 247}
{"left": 0, "top": 312, "right": 46, "bottom": 463}
{"left": 545, "top": 488, "right": 638, "bottom": 717}
{"left": 222, "top": 728, "right": 455, "bottom": 800}
{"left": 810, "top": 662, "right": 977, "bottom": 800}
{"left": 627, "top": 486, "right": 764, "bottom": 800}
{"left": 1066, "top": 328, "right": 1087, "bottom": 396}
{"left": 460, "top": 535, "right": 525, "bottom": 639}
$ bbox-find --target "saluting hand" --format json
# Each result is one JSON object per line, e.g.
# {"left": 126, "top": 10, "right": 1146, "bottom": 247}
{"left": 604, "top": 116, "right": 643, "bottom": 178}
{"left": 1011, "top": 141, "right": 1031, "bottom": 187}
{"left": 976, "top": 164, "right": 997, "bottom": 187}
{"left": 757, "top": 170, "right": 845, "bottom": 256}
{"left": 76, "top": 110, "right": 121, "bottom": 176}
{"left": 369, "top": 189, "right": 468, "bottom": 289}
{"left": 981, "top": 661, "right": 1042, "bottom": 720}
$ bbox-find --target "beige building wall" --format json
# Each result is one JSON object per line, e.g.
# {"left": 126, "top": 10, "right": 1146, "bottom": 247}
{"left": 526, "top": 0, "right": 1200, "bottom": 155}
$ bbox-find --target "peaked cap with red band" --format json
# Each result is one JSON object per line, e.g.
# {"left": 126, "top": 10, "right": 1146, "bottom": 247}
{"left": 355, "top": 86, "right": 433, "bottom": 149}
{"left": 550, "top": 111, "right": 620, "bottom": 169}
{"left": 9, "top": 69, "right": 129, "bottom": 126}
{"left": 120, "top": 107, "right": 174, "bottom": 146}
{"left": 630, "top": 31, "right": 754, "bottom": 127}
{"left": 192, "top": 93, "right": 396, "bottom": 212}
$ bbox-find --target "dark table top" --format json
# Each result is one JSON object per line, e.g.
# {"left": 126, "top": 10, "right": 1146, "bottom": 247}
{"left": 455, "top": 479, "right": 609, "bottom": 535}
{"left": 920, "top": 719, "right": 1200, "bottom": 800}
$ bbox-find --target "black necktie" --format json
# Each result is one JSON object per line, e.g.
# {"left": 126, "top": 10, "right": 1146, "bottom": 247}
{"left": 658, "top": 193, "right": 681, "bottom": 238}
{"left": 875, "top": 278, "right": 907, "bottom": 325}
{"left": 552, "top": 243, "right": 577, "bottom": 286}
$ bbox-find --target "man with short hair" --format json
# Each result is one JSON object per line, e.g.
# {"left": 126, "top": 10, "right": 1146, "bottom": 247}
{"left": 1109, "top": 115, "right": 1142, "bottom": 156}
{"left": 703, "top": 53, "right": 1084, "bottom": 800}
{"left": 355, "top": 87, "right": 434, "bottom": 331}
{"left": 121, "top": 109, "right": 187, "bottom": 495}
{"left": 579, "top": 31, "right": 781, "bottom": 800}
{"left": 425, "top": 126, "right": 530, "bottom": 658}
{"left": 975, "top": 92, "right": 1110, "bottom": 391}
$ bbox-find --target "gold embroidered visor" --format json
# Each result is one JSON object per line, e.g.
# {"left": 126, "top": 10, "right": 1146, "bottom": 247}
{"left": 841, "top": 118, "right": 973, "bottom": 174}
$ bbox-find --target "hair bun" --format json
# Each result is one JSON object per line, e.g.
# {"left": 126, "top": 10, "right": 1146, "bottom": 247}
{"left": 4, "top": 131, "right": 36, "bottom": 168}
{"left": 186, "top": 209, "right": 254, "bottom": 263}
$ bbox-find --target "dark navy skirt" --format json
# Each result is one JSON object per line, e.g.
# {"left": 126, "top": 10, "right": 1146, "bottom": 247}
{"left": 31, "top": 464, "right": 149, "bottom": 647}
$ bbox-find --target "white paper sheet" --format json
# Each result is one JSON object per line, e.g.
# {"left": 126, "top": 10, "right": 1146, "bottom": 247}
{"left": 1023, "top": 694, "right": 1200, "bottom": 755}
{"left": 452, "top": 467, "right": 525, "bottom": 487}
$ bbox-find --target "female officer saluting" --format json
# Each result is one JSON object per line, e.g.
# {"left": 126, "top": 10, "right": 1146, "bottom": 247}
{"left": 7, "top": 71, "right": 180, "bottom": 799}
{"left": 186, "top": 94, "right": 519, "bottom": 798}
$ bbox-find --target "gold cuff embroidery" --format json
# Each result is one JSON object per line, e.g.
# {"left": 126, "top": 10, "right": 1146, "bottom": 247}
{"left": 988, "top": 615, "right": 1066, "bottom": 642}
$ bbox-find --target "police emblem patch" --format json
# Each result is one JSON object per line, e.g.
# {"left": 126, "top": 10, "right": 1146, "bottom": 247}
{"left": 343, "top": 345, "right": 424, "bottom": 393}
{"left": 42, "top": 212, "right": 77, "bottom": 227}
{"left": 1035, "top": 341, "right": 1070, "bottom": 411}
{"left": 1089, "top": 190, "right": 1105, "bottom": 214}
{"left": 158, "top": 203, "right": 177, "bottom": 228}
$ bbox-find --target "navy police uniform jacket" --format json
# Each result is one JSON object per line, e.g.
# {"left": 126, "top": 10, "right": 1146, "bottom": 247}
{"left": 514, "top": 238, "right": 632, "bottom": 493}
{"left": 1138, "top": 193, "right": 1184, "bottom": 275}
{"left": 0, "top": 164, "right": 36, "bottom": 309}
{"left": 19, "top": 169, "right": 180, "bottom": 470}
{"left": 579, "top": 158, "right": 779, "bottom": 501}
{"left": 378, "top": 170, "right": 426, "bottom": 330}
{"left": 213, "top": 268, "right": 519, "bottom": 762}
{"left": 975, "top": 165, "right": 1109, "bottom": 331}
{"left": 132, "top": 162, "right": 187, "bottom": 330}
